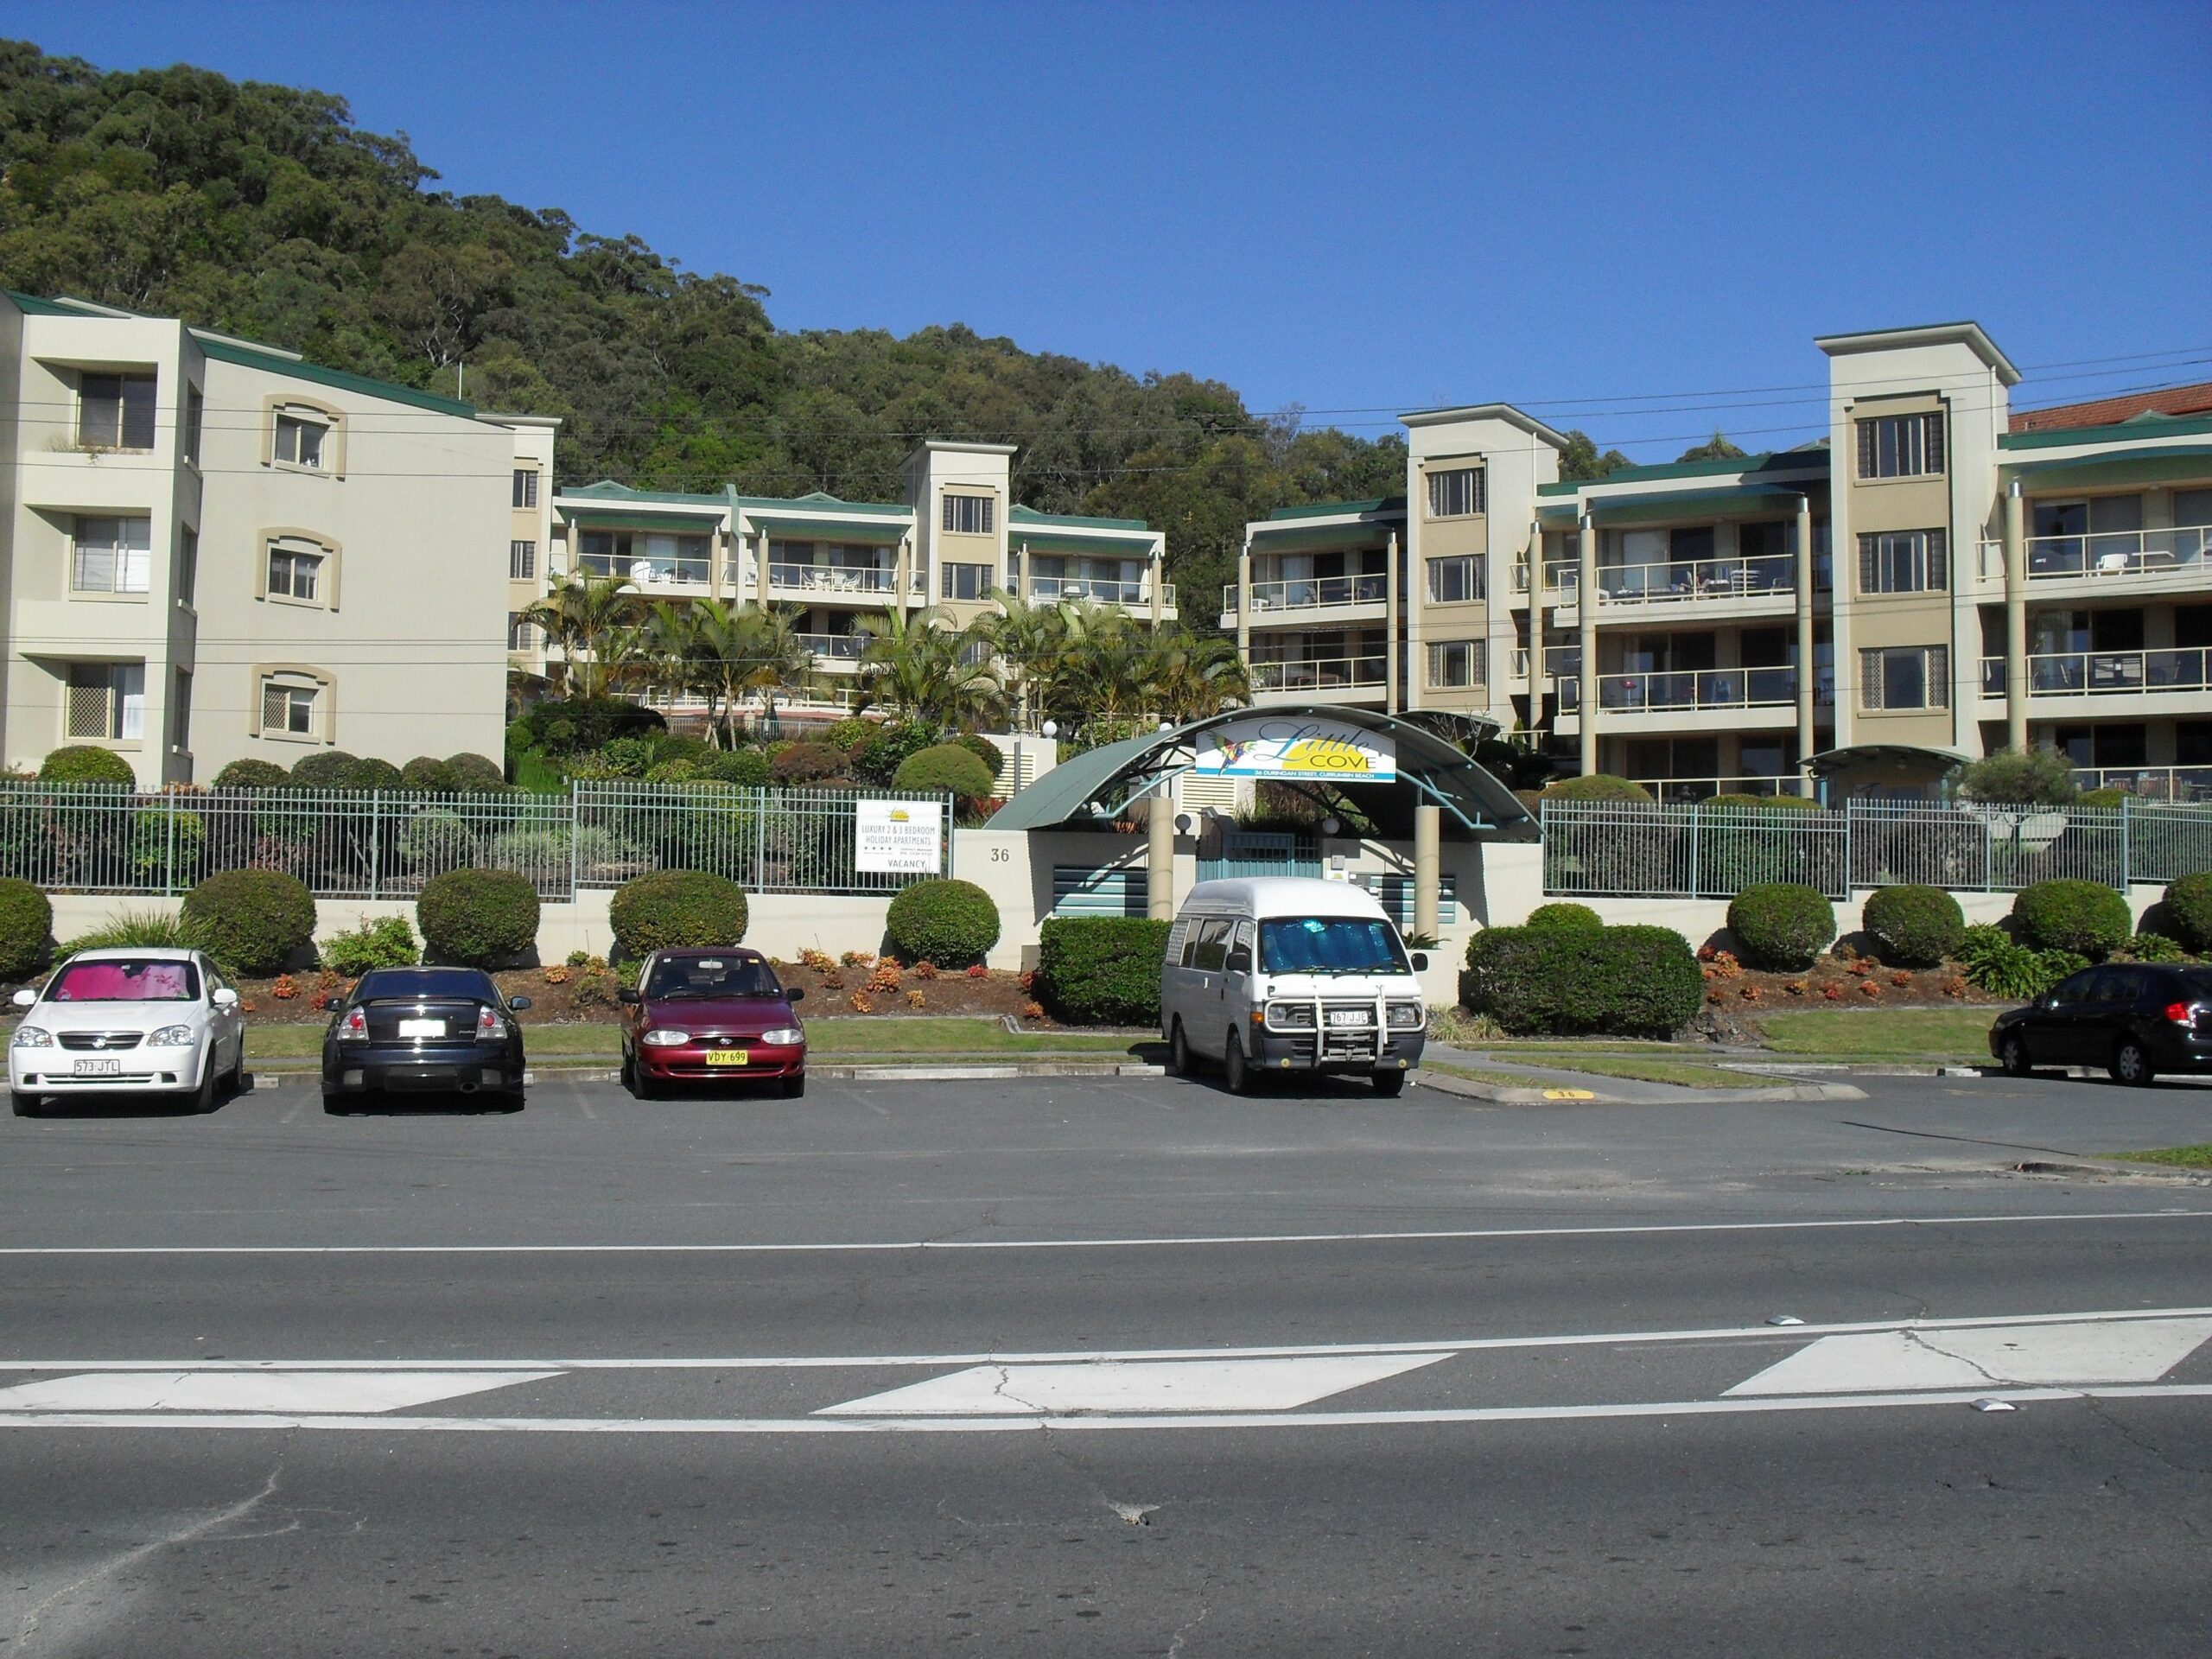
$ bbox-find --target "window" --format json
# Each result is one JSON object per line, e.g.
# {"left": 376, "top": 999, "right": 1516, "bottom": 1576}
{"left": 507, "top": 613, "right": 535, "bottom": 652}
{"left": 1427, "top": 556, "right": 1483, "bottom": 603}
{"left": 942, "top": 494, "right": 995, "bottom": 536}
{"left": 1856, "top": 411, "right": 1945, "bottom": 479}
{"left": 1427, "top": 639, "right": 1486, "bottom": 689}
{"left": 1858, "top": 529, "right": 1948, "bottom": 594}
{"left": 1182, "top": 918, "right": 1232, "bottom": 971}
{"left": 79, "top": 372, "right": 156, "bottom": 450}
{"left": 170, "top": 669, "right": 192, "bottom": 753}
{"left": 64, "top": 663, "right": 144, "bottom": 741}
{"left": 1859, "top": 645, "right": 1948, "bottom": 711}
{"left": 175, "top": 527, "right": 198, "bottom": 606}
{"left": 71, "top": 517, "right": 151, "bottom": 594}
{"left": 578, "top": 529, "right": 709, "bottom": 584}
{"left": 266, "top": 544, "right": 324, "bottom": 603}
{"left": 510, "top": 539, "right": 537, "bottom": 580}
{"left": 259, "top": 677, "right": 322, "bottom": 740}
{"left": 940, "top": 563, "right": 994, "bottom": 601}
{"left": 273, "top": 412, "right": 328, "bottom": 469}
{"left": 182, "top": 385, "right": 203, "bottom": 465}
{"left": 512, "top": 469, "right": 540, "bottom": 509}
{"left": 1427, "top": 467, "right": 1484, "bottom": 518}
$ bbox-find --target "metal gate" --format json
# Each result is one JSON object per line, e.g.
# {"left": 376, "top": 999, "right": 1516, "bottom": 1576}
{"left": 1199, "top": 830, "right": 1321, "bottom": 884}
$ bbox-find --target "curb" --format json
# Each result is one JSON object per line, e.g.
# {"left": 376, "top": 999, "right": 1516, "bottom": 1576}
{"left": 1413, "top": 1070, "right": 1864, "bottom": 1106}
{"left": 2010, "top": 1156, "right": 2212, "bottom": 1184}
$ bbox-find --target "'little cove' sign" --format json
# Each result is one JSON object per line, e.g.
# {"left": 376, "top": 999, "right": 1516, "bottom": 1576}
{"left": 1191, "top": 717, "right": 1396, "bottom": 782}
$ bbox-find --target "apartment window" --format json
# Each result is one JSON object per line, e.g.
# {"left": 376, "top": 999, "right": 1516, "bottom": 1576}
{"left": 512, "top": 469, "right": 540, "bottom": 509}
{"left": 507, "top": 613, "right": 535, "bottom": 652}
{"left": 1427, "top": 467, "right": 1485, "bottom": 518}
{"left": 510, "top": 539, "right": 537, "bottom": 580}
{"left": 79, "top": 372, "right": 156, "bottom": 450}
{"left": 265, "top": 543, "right": 326, "bottom": 604}
{"left": 1427, "top": 639, "right": 1487, "bottom": 689}
{"left": 259, "top": 676, "right": 323, "bottom": 741}
{"left": 1858, "top": 529, "right": 1948, "bottom": 594}
{"left": 170, "top": 669, "right": 193, "bottom": 753}
{"left": 1856, "top": 411, "right": 1945, "bottom": 479}
{"left": 64, "top": 663, "right": 145, "bottom": 741}
{"left": 940, "top": 563, "right": 994, "bottom": 601}
{"left": 1859, "top": 645, "right": 1948, "bottom": 711}
{"left": 182, "top": 385, "right": 203, "bottom": 465}
{"left": 942, "top": 494, "right": 995, "bottom": 536}
{"left": 578, "top": 528, "right": 709, "bottom": 584}
{"left": 1427, "top": 556, "right": 1483, "bottom": 603}
{"left": 175, "top": 527, "right": 198, "bottom": 606}
{"left": 273, "top": 411, "right": 329, "bottom": 470}
{"left": 71, "top": 517, "right": 152, "bottom": 594}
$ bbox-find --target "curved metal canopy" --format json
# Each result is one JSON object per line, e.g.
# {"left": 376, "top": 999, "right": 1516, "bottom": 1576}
{"left": 987, "top": 705, "right": 1539, "bottom": 842}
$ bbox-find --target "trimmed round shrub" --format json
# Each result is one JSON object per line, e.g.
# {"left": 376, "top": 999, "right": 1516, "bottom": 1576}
{"left": 416, "top": 868, "right": 540, "bottom": 967}
{"left": 1539, "top": 773, "right": 1654, "bottom": 804}
{"left": 401, "top": 756, "right": 459, "bottom": 793}
{"left": 180, "top": 869, "right": 316, "bottom": 976}
{"left": 446, "top": 752, "right": 506, "bottom": 791}
{"left": 399, "top": 810, "right": 478, "bottom": 872}
{"left": 2166, "top": 872, "right": 2212, "bottom": 954}
{"left": 851, "top": 722, "right": 947, "bottom": 787}
{"left": 1461, "top": 925, "right": 1701, "bottom": 1037}
{"left": 1524, "top": 902, "right": 1603, "bottom": 931}
{"left": 608, "top": 870, "right": 749, "bottom": 959}
{"left": 1038, "top": 917, "right": 1171, "bottom": 1026}
{"left": 0, "top": 878, "right": 52, "bottom": 980}
{"left": 699, "top": 748, "right": 771, "bottom": 786}
{"left": 772, "top": 741, "right": 850, "bottom": 783}
{"left": 39, "top": 746, "right": 133, "bottom": 785}
{"left": 1705, "top": 792, "right": 1820, "bottom": 810}
{"left": 823, "top": 718, "right": 874, "bottom": 753}
{"left": 1726, "top": 883, "right": 1836, "bottom": 970}
{"left": 2012, "top": 879, "right": 2131, "bottom": 960}
{"left": 1861, "top": 885, "right": 1966, "bottom": 967}
{"left": 885, "top": 878, "right": 1001, "bottom": 966}
{"left": 213, "top": 758, "right": 289, "bottom": 790}
{"left": 644, "top": 759, "right": 699, "bottom": 784}
{"left": 953, "top": 733, "right": 1005, "bottom": 781}
{"left": 2076, "top": 786, "right": 2130, "bottom": 808}
{"left": 893, "top": 743, "right": 995, "bottom": 800}
{"left": 287, "top": 750, "right": 363, "bottom": 787}
{"left": 353, "top": 757, "right": 404, "bottom": 792}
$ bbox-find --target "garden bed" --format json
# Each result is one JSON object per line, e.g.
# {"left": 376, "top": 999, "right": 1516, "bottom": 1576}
{"left": 1692, "top": 946, "right": 2011, "bottom": 1011}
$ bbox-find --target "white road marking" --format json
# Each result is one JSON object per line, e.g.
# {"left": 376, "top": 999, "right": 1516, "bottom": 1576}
{"left": 0, "top": 1208, "right": 2203, "bottom": 1255}
{"left": 0, "top": 1383, "right": 2207, "bottom": 1435}
{"left": 818, "top": 1355, "right": 1445, "bottom": 1416}
{"left": 1727, "top": 1319, "right": 2212, "bottom": 1396}
{"left": 0, "top": 1370, "right": 559, "bottom": 1414}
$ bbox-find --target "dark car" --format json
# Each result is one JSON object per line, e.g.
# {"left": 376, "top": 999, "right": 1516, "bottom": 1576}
{"left": 322, "top": 966, "right": 531, "bottom": 1113}
{"left": 1989, "top": 963, "right": 2212, "bottom": 1085}
{"left": 620, "top": 947, "right": 805, "bottom": 1098}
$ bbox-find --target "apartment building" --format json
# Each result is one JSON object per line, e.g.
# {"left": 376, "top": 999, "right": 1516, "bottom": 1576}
{"left": 1231, "top": 323, "right": 2212, "bottom": 799}
{"left": 0, "top": 291, "right": 544, "bottom": 785}
{"left": 538, "top": 440, "right": 1175, "bottom": 708}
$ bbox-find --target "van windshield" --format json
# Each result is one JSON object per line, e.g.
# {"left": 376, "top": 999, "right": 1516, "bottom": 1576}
{"left": 1260, "top": 918, "right": 1408, "bottom": 976}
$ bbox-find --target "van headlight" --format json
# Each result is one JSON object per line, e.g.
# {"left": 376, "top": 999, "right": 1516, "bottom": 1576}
{"left": 1266, "top": 1002, "right": 1316, "bottom": 1028}
{"left": 1386, "top": 1001, "right": 1426, "bottom": 1030}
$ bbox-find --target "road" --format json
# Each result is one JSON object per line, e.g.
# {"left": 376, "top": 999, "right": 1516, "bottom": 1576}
{"left": 0, "top": 1068, "right": 2207, "bottom": 1655}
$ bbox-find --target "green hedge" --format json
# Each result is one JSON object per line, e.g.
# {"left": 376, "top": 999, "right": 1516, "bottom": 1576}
{"left": 1539, "top": 773, "right": 1653, "bottom": 804}
{"left": 1861, "top": 885, "right": 1965, "bottom": 967}
{"left": 893, "top": 743, "right": 995, "bottom": 799}
{"left": 1037, "top": 917, "right": 1172, "bottom": 1026}
{"left": 416, "top": 868, "right": 540, "bottom": 967}
{"left": 1524, "top": 902, "right": 1603, "bottom": 931}
{"left": 0, "top": 878, "right": 51, "bottom": 980}
{"left": 400, "top": 756, "right": 458, "bottom": 792}
{"left": 39, "top": 746, "right": 133, "bottom": 785}
{"left": 180, "top": 869, "right": 316, "bottom": 976}
{"left": 288, "top": 750, "right": 364, "bottom": 788}
{"left": 698, "top": 748, "right": 772, "bottom": 786}
{"left": 445, "top": 753, "right": 506, "bottom": 791}
{"left": 885, "top": 878, "right": 1001, "bottom": 966}
{"left": 2165, "top": 872, "right": 2212, "bottom": 953}
{"left": 771, "top": 741, "right": 849, "bottom": 783}
{"left": 212, "top": 759, "right": 289, "bottom": 789}
{"left": 320, "top": 916, "right": 420, "bottom": 976}
{"left": 608, "top": 869, "right": 749, "bottom": 959}
{"left": 2012, "top": 879, "right": 2131, "bottom": 959}
{"left": 1461, "top": 925, "right": 1701, "bottom": 1038}
{"left": 1726, "top": 883, "right": 1835, "bottom": 970}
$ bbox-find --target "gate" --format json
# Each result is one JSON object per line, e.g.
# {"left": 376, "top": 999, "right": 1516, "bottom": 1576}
{"left": 1199, "top": 830, "right": 1321, "bottom": 884}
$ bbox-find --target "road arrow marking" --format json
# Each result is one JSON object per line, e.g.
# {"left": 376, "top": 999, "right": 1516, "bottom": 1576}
{"left": 0, "top": 1370, "right": 560, "bottom": 1414}
{"left": 817, "top": 1354, "right": 1446, "bottom": 1416}
{"left": 1727, "top": 1318, "right": 2212, "bottom": 1396}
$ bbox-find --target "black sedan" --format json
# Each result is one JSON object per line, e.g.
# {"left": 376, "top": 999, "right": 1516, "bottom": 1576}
{"left": 322, "top": 967, "right": 531, "bottom": 1113}
{"left": 1990, "top": 962, "right": 2212, "bottom": 1086}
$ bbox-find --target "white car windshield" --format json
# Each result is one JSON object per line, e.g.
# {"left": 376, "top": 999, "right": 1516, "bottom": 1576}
{"left": 1259, "top": 918, "right": 1408, "bottom": 976}
{"left": 48, "top": 959, "right": 200, "bottom": 1002}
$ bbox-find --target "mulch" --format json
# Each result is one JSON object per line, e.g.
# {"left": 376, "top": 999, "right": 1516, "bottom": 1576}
{"left": 1695, "top": 945, "right": 2007, "bottom": 1012}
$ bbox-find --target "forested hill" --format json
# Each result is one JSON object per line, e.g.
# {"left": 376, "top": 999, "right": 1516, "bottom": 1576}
{"left": 0, "top": 40, "right": 1421, "bottom": 626}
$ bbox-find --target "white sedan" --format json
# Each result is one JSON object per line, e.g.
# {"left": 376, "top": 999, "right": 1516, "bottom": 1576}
{"left": 10, "top": 947, "right": 247, "bottom": 1116}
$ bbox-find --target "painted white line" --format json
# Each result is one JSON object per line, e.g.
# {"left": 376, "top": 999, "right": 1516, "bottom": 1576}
{"left": 0, "top": 1383, "right": 2206, "bottom": 1435}
{"left": 0, "top": 1208, "right": 2203, "bottom": 1255}
{"left": 818, "top": 1355, "right": 1446, "bottom": 1416}
{"left": 4, "top": 1305, "right": 2207, "bottom": 1373}
{"left": 0, "top": 1370, "right": 560, "bottom": 1414}
{"left": 1727, "top": 1319, "right": 2212, "bottom": 1396}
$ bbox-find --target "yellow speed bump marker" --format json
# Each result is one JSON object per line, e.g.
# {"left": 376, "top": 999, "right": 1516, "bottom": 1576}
{"left": 1541, "top": 1088, "right": 1596, "bottom": 1101}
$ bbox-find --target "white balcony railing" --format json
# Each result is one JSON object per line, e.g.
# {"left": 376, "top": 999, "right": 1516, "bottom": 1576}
{"left": 1226, "top": 574, "right": 1389, "bottom": 616}
{"left": 1634, "top": 775, "right": 1815, "bottom": 804}
{"left": 798, "top": 632, "right": 867, "bottom": 663}
{"left": 1978, "top": 526, "right": 2212, "bottom": 582}
{"left": 1032, "top": 575, "right": 1145, "bottom": 605}
{"left": 770, "top": 563, "right": 899, "bottom": 596}
{"left": 1982, "top": 648, "right": 2212, "bottom": 698}
{"left": 1250, "top": 654, "right": 1388, "bottom": 692}
{"left": 582, "top": 554, "right": 711, "bottom": 586}
{"left": 2072, "top": 766, "right": 2212, "bottom": 802}
{"left": 1557, "top": 668, "right": 1826, "bottom": 714}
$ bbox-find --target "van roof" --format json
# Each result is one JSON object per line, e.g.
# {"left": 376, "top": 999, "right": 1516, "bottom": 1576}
{"left": 1178, "top": 877, "right": 1392, "bottom": 922}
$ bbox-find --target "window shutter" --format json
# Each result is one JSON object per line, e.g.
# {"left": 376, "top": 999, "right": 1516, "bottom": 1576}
{"left": 1857, "top": 420, "right": 1875, "bottom": 479}
{"left": 1859, "top": 650, "right": 1884, "bottom": 709}
{"left": 1928, "top": 646, "right": 1948, "bottom": 708}
{"left": 1928, "top": 530, "right": 1948, "bottom": 590}
{"left": 1857, "top": 534, "right": 1878, "bottom": 594}
{"left": 1923, "top": 414, "right": 1945, "bottom": 474}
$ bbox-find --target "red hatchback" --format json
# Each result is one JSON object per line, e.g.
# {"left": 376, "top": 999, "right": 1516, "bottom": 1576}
{"left": 619, "top": 948, "right": 807, "bottom": 1098}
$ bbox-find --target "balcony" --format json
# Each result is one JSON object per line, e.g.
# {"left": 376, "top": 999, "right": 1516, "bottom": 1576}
{"left": 1539, "top": 556, "right": 1808, "bottom": 613}
{"left": 1982, "top": 649, "right": 2212, "bottom": 700}
{"left": 1224, "top": 574, "right": 1388, "bottom": 622}
{"left": 1032, "top": 575, "right": 1144, "bottom": 605}
{"left": 2072, "top": 766, "right": 2212, "bottom": 803}
{"left": 1976, "top": 526, "right": 2212, "bottom": 587}
{"left": 1249, "top": 654, "right": 1387, "bottom": 694}
{"left": 770, "top": 563, "right": 901, "bottom": 599}
{"left": 582, "top": 552, "right": 711, "bottom": 587}
{"left": 798, "top": 632, "right": 867, "bottom": 667}
{"left": 1633, "top": 775, "right": 1815, "bottom": 804}
{"left": 1558, "top": 667, "right": 1825, "bottom": 715}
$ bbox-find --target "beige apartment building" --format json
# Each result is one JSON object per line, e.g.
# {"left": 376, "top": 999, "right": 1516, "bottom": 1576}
{"left": 0, "top": 291, "right": 545, "bottom": 785}
{"left": 1233, "top": 323, "right": 2212, "bottom": 799}
{"left": 535, "top": 440, "right": 1175, "bottom": 709}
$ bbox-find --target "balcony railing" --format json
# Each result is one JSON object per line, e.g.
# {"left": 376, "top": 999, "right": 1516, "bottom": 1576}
{"left": 1225, "top": 574, "right": 1388, "bottom": 616}
{"left": 798, "top": 632, "right": 867, "bottom": 663}
{"left": 1978, "top": 526, "right": 2212, "bottom": 582}
{"left": 1981, "top": 648, "right": 2212, "bottom": 698}
{"left": 2073, "top": 766, "right": 2212, "bottom": 803}
{"left": 582, "top": 554, "right": 711, "bottom": 586}
{"left": 1634, "top": 775, "right": 1815, "bottom": 804}
{"left": 1032, "top": 575, "right": 1144, "bottom": 605}
{"left": 1249, "top": 654, "right": 1388, "bottom": 692}
{"left": 770, "top": 563, "right": 899, "bottom": 595}
{"left": 1597, "top": 555, "right": 1793, "bottom": 605}
{"left": 1559, "top": 668, "right": 1824, "bottom": 713}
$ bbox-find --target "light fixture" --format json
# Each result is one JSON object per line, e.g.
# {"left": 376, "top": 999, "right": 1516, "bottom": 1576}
{"left": 1321, "top": 816, "right": 1342, "bottom": 836}
{"left": 1159, "top": 720, "right": 1173, "bottom": 732}
{"left": 1041, "top": 719, "right": 1058, "bottom": 739}
{"left": 1174, "top": 813, "right": 1193, "bottom": 835}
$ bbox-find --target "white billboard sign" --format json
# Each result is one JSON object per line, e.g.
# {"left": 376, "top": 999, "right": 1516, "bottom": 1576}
{"left": 855, "top": 800, "right": 944, "bottom": 874}
{"left": 1192, "top": 716, "right": 1396, "bottom": 783}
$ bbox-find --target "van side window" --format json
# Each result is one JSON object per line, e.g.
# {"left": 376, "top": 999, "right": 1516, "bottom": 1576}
{"left": 1188, "top": 918, "right": 1231, "bottom": 972}
{"left": 1224, "top": 922, "right": 1253, "bottom": 974}
{"left": 1165, "top": 918, "right": 1192, "bottom": 964}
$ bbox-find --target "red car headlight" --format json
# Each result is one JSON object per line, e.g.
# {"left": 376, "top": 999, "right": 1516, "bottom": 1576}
{"left": 758, "top": 1027, "right": 804, "bottom": 1046}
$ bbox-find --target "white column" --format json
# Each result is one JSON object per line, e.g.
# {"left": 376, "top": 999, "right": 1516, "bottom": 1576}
{"left": 1578, "top": 512, "right": 1599, "bottom": 776}
{"left": 1413, "top": 804, "right": 1440, "bottom": 942}
{"left": 2005, "top": 480, "right": 2028, "bottom": 753}
{"left": 1147, "top": 791, "right": 1175, "bottom": 921}
{"left": 1796, "top": 494, "right": 1816, "bottom": 788}
{"left": 1384, "top": 531, "right": 1402, "bottom": 711}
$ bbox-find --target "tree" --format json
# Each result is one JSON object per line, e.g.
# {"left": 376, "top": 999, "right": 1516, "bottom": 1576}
{"left": 1556, "top": 429, "right": 1631, "bottom": 482}
{"left": 1676, "top": 430, "right": 1747, "bottom": 463}
{"left": 855, "top": 607, "right": 1003, "bottom": 729}
{"left": 1961, "top": 747, "right": 2079, "bottom": 807}
{"left": 523, "top": 575, "right": 640, "bottom": 700}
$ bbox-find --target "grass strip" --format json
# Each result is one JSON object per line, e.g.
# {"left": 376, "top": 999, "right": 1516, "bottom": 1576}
{"left": 1756, "top": 1008, "right": 1994, "bottom": 1060}
{"left": 2105, "top": 1145, "right": 2212, "bottom": 1169}
{"left": 1504, "top": 1053, "right": 1766, "bottom": 1089}
{"left": 1421, "top": 1062, "right": 1571, "bottom": 1091}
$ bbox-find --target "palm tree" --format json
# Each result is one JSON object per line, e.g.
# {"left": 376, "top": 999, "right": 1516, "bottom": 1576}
{"left": 1143, "top": 626, "right": 1250, "bottom": 724}
{"left": 975, "top": 594, "right": 1072, "bottom": 733}
{"left": 523, "top": 574, "right": 641, "bottom": 701}
{"left": 856, "top": 606, "right": 1004, "bottom": 728}
{"left": 731, "top": 604, "right": 817, "bottom": 730}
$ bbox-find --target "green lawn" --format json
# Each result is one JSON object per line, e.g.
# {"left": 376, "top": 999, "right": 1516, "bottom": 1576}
{"left": 2107, "top": 1145, "right": 2212, "bottom": 1169}
{"left": 1423, "top": 1062, "right": 1577, "bottom": 1091}
{"left": 1498, "top": 1052, "right": 1768, "bottom": 1089}
{"left": 1755, "top": 1008, "right": 1998, "bottom": 1063}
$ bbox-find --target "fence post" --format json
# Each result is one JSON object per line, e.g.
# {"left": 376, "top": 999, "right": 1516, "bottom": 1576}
{"left": 569, "top": 780, "right": 582, "bottom": 903}
{"left": 942, "top": 791, "right": 954, "bottom": 877}
{"left": 2120, "top": 797, "right": 2133, "bottom": 888}
{"left": 1983, "top": 808, "right": 1993, "bottom": 893}
{"left": 753, "top": 786, "right": 766, "bottom": 893}
{"left": 1688, "top": 804, "right": 1700, "bottom": 899}
{"left": 163, "top": 787, "right": 177, "bottom": 899}
{"left": 369, "top": 791, "right": 381, "bottom": 902}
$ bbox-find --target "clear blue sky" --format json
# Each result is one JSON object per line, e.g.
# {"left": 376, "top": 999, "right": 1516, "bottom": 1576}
{"left": 15, "top": 0, "right": 2211, "bottom": 458}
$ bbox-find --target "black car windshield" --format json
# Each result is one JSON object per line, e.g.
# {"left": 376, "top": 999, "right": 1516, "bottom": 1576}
{"left": 647, "top": 957, "right": 779, "bottom": 1000}
{"left": 48, "top": 958, "right": 200, "bottom": 1002}
{"left": 1260, "top": 918, "right": 1408, "bottom": 976}
{"left": 356, "top": 968, "right": 497, "bottom": 1001}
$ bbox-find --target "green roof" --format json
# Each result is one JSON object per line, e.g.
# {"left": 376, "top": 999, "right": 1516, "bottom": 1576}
{"left": 1583, "top": 483, "right": 1810, "bottom": 524}
{"left": 749, "top": 515, "right": 907, "bottom": 545}
{"left": 1538, "top": 451, "right": 1827, "bottom": 498}
{"left": 563, "top": 512, "right": 720, "bottom": 534}
{"left": 2000, "top": 443, "right": 2212, "bottom": 491}
{"left": 733, "top": 491, "right": 911, "bottom": 517}
{"left": 1265, "top": 497, "right": 1405, "bottom": 521}
{"left": 2000, "top": 413, "right": 2212, "bottom": 450}
{"left": 561, "top": 481, "right": 725, "bottom": 506}
{"left": 194, "top": 335, "right": 476, "bottom": 417}
{"left": 4, "top": 289, "right": 87, "bottom": 316}
{"left": 1248, "top": 520, "right": 1398, "bottom": 554}
{"left": 1010, "top": 505, "right": 1150, "bottom": 531}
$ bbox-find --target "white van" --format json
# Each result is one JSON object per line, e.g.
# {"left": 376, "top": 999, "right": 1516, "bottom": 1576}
{"left": 1160, "top": 876, "right": 1430, "bottom": 1095}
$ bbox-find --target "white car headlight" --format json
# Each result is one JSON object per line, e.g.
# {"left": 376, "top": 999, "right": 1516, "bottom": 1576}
{"left": 759, "top": 1027, "right": 804, "bottom": 1046}
{"left": 10, "top": 1026, "right": 52, "bottom": 1049}
{"left": 146, "top": 1025, "right": 197, "bottom": 1047}
{"left": 640, "top": 1029, "right": 690, "bottom": 1047}
{"left": 1386, "top": 1002, "right": 1426, "bottom": 1030}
